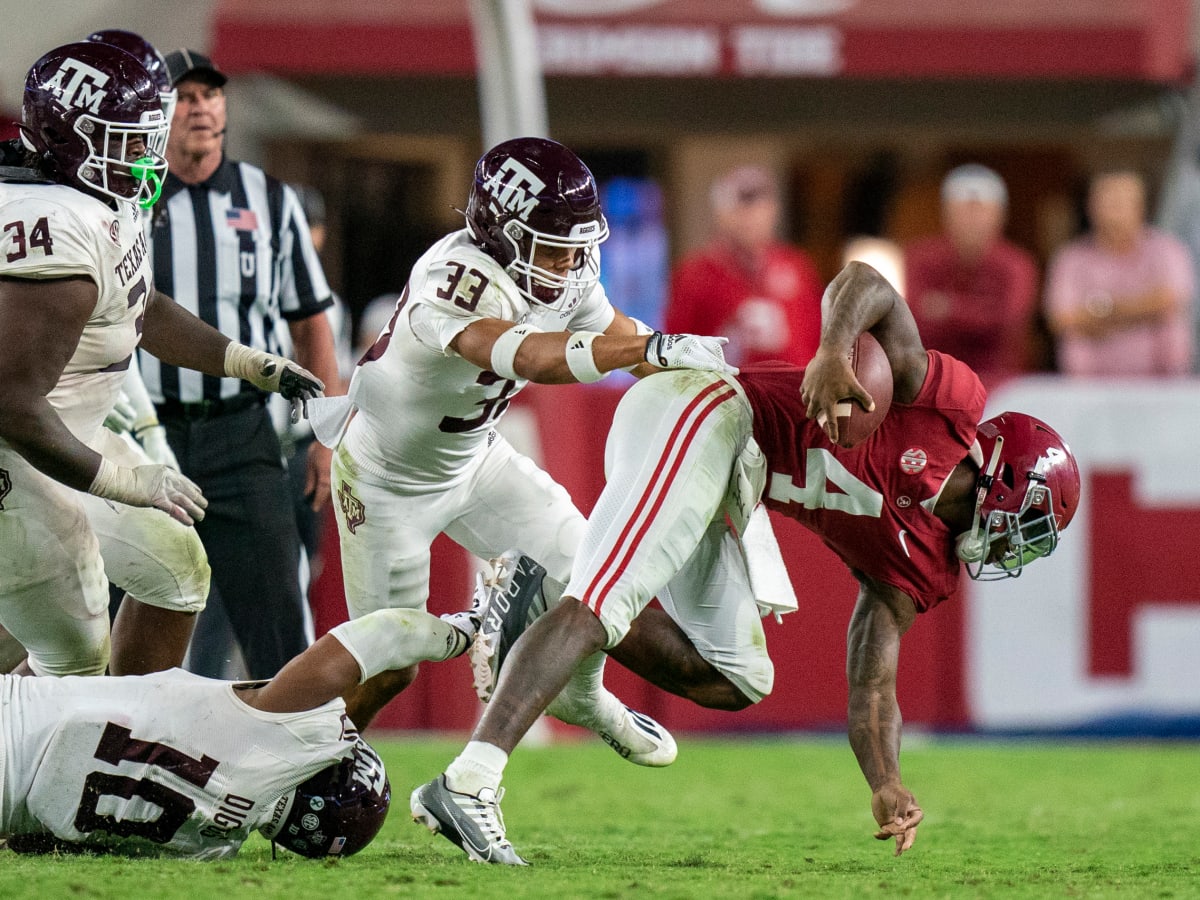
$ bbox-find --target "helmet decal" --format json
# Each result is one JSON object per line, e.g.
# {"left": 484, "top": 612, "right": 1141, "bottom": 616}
{"left": 482, "top": 156, "right": 547, "bottom": 221}
{"left": 42, "top": 57, "right": 112, "bottom": 113}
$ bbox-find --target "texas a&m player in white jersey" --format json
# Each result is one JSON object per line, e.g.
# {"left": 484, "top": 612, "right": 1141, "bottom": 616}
{"left": 319, "top": 137, "right": 733, "bottom": 756}
{"left": 0, "top": 608, "right": 416, "bottom": 859}
{"left": 0, "top": 42, "right": 322, "bottom": 678}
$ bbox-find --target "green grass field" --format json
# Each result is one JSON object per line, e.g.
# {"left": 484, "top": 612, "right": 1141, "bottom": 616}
{"left": 2, "top": 735, "right": 1197, "bottom": 899}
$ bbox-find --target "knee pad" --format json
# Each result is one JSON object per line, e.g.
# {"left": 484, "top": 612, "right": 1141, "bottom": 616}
{"left": 27, "top": 629, "right": 111, "bottom": 677}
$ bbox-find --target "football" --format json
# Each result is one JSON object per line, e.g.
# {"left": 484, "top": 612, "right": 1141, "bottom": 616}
{"left": 835, "top": 331, "right": 893, "bottom": 449}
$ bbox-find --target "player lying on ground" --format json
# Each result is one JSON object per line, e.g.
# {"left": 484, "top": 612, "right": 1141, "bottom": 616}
{"left": 0, "top": 607, "right": 474, "bottom": 859}
{"left": 410, "top": 260, "right": 1082, "bottom": 863}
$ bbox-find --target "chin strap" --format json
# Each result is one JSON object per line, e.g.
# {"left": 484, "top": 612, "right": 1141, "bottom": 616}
{"left": 956, "top": 435, "right": 1005, "bottom": 563}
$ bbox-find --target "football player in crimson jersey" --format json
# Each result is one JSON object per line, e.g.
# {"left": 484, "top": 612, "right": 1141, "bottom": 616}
{"left": 412, "top": 260, "right": 1080, "bottom": 865}
{"left": 314, "top": 136, "right": 733, "bottom": 763}
{"left": 0, "top": 42, "right": 321, "bottom": 678}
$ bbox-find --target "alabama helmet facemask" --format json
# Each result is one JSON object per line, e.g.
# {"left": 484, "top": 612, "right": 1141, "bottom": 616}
{"left": 464, "top": 136, "right": 609, "bottom": 310}
{"left": 21, "top": 41, "right": 169, "bottom": 209}
{"left": 956, "top": 411, "right": 1081, "bottom": 581}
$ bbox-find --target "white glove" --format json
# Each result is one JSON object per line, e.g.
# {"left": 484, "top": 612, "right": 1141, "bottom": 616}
{"left": 645, "top": 331, "right": 738, "bottom": 375}
{"left": 135, "top": 423, "right": 180, "bottom": 471}
{"left": 103, "top": 392, "right": 138, "bottom": 434}
{"left": 88, "top": 458, "right": 207, "bottom": 526}
{"left": 224, "top": 343, "right": 324, "bottom": 422}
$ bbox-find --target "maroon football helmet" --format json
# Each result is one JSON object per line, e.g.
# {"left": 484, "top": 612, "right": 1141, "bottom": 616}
{"left": 21, "top": 41, "right": 168, "bottom": 208}
{"left": 957, "top": 412, "right": 1081, "bottom": 580}
{"left": 465, "top": 136, "right": 609, "bottom": 309}
{"left": 258, "top": 738, "right": 390, "bottom": 858}
{"left": 86, "top": 29, "right": 177, "bottom": 122}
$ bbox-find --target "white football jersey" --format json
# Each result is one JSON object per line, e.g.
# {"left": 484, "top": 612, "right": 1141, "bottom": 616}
{"left": 0, "top": 670, "right": 356, "bottom": 859}
{"left": 0, "top": 181, "right": 152, "bottom": 440}
{"left": 344, "top": 229, "right": 616, "bottom": 487}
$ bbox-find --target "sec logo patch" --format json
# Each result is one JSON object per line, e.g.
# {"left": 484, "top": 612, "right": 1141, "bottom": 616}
{"left": 899, "top": 448, "right": 927, "bottom": 475}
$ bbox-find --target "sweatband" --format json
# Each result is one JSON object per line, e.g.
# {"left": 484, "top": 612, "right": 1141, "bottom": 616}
{"left": 329, "top": 608, "right": 453, "bottom": 683}
{"left": 88, "top": 457, "right": 132, "bottom": 502}
{"left": 564, "top": 331, "right": 606, "bottom": 383}
{"left": 489, "top": 323, "right": 538, "bottom": 380}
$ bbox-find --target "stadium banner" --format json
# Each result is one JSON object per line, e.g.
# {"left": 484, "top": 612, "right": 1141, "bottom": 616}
{"left": 213, "top": 0, "right": 1192, "bottom": 84}
{"left": 309, "top": 376, "right": 1200, "bottom": 735}
{"left": 970, "top": 377, "right": 1200, "bottom": 734}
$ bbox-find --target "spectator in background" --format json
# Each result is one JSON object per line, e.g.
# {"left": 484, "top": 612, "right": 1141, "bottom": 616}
{"left": 666, "top": 165, "right": 823, "bottom": 367}
{"left": 1045, "top": 168, "right": 1194, "bottom": 377}
{"left": 139, "top": 50, "right": 342, "bottom": 680}
{"left": 904, "top": 164, "right": 1040, "bottom": 388}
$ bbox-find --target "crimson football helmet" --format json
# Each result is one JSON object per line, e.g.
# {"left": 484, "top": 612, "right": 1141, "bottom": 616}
{"left": 258, "top": 738, "right": 390, "bottom": 858}
{"left": 86, "top": 29, "right": 177, "bottom": 123}
{"left": 21, "top": 41, "right": 168, "bottom": 208}
{"left": 464, "top": 136, "right": 609, "bottom": 309}
{"left": 957, "top": 412, "right": 1081, "bottom": 581}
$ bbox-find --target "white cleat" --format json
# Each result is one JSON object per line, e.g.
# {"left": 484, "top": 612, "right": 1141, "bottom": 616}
{"left": 557, "top": 691, "right": 678, "bottom": 768}
{"left": 597, "top": 703, "right": 679, "bottom": 768}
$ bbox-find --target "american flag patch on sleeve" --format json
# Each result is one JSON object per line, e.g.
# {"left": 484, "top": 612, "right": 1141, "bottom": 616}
{"left": 225, "top": 208, "right": 259, "bottom": 231}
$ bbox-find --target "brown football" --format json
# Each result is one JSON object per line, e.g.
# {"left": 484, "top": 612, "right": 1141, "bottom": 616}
{"left": 836, "top": 331, "right": 893, "bottom": 448}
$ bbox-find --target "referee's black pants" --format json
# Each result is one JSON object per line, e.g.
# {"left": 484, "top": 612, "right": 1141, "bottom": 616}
{"left": 159, "top": 398, "right": 307, "bottom": 679}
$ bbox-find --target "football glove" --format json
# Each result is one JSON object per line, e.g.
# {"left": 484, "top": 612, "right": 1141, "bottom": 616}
{"left": 645, "top": 332, "right": 738, "bottom": 375}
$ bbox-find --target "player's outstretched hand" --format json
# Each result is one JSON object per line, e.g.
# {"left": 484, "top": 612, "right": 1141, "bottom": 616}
{"left": 645, "top": 332, "right": 738, "bottom": 375}
{"left": 871, "top": 782, "right": 923, "bottom": 856}
{"left": 225, "top": 344, "right": 325, "bottom": 422}
{"left": 799, "top": 347, "right": 874, "bottom": 445}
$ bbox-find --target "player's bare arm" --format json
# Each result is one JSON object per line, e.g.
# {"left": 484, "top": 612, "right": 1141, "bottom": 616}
{"left": 449, "top": 316, "right": 656, "bottom": 384}
{"left": 140, "top": 288, "right": 235, "bottom": 373}
{"left": 142, "top": 288, "right": 323, "bottom": 406}
{"left": 237, "top": 631, "right": 362, "bottom": 713}
{"left": 845, "top": 571, "right": 924, "bottom": 856}
{"left": 0, "top": 274, "right": 105, "bottom": 489}
{"left": 242, "top": 607, "right": 472, "bottom": 715}
{"left": 802, "top": 262, "right": 930, "bottom": 440}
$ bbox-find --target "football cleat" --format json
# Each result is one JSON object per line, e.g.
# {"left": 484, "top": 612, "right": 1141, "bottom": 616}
{"left": 410, "top": 776, "right": 527, "bottom": 866}
{"left": 594, "top": 701, "right": 679, "bottom": 768}
{"left": 548, "top": 686, "right": 678, "bottom": 767}
{"left": 467, "top": 550, "right": 554, "bottom": 703}
{"left": 468, "top": 551, "right": 678, "bottom": 767}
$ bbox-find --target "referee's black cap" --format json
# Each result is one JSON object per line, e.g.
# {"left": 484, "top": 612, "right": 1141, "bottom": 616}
{"left": 164, "top": 48, "right": 228, "bottom": 88}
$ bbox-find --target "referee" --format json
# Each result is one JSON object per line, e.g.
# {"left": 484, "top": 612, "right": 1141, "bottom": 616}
{"left": 139, "top": 49, "right": 342, "bottom": 679}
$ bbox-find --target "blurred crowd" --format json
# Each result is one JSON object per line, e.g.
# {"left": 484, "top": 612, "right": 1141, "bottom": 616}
{"left": 654, "top": 160, "right": 1195, "bottom": 392}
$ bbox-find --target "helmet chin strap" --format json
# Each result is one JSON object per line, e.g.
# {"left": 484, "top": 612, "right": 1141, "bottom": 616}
{"left": 956, "top": 434, "right": 1005, "bottom": 563}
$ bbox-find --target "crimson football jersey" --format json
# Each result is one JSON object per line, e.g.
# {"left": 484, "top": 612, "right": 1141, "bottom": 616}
{"left": 738, "top": 351, "right": 986, "bottom": 611}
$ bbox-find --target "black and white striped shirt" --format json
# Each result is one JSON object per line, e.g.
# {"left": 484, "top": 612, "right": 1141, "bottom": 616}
{"left": 139, "top": 157, "right": 332, "bottom": 403}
